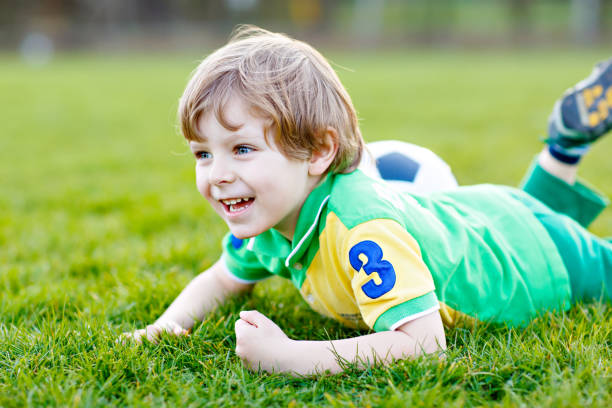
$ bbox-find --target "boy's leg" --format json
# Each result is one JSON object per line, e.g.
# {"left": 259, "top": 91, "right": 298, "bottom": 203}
{"left": 520, "top": 158, "right": 608, "bottom": 228}
{"left": 521, "top": 57, "right": 612, "bottom": 227}
{"left": 511, "top": 194, "right": 612, "bottom": 303}
{"left": 533, "top": 210, "right": 612, "bottom": 303}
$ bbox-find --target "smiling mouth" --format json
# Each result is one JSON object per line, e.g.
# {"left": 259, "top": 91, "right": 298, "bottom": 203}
{"left": 220, "top": 197, "right": 255, "bottom": 214}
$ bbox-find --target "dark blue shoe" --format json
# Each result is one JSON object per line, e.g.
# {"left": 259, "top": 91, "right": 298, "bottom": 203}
{"left": 548, "top": 57, "right": 612, "bottom": 148}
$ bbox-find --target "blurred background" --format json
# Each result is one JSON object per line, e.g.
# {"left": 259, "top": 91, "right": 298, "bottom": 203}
{"left": 2, "top": 0, "right": 612, "bottom": 59}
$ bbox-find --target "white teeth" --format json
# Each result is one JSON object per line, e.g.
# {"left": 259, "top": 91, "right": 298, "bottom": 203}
{"left": 221, "top": 197, "right": 252, "bottom": 207}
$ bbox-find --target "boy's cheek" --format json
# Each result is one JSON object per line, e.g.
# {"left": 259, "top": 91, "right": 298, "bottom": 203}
{"left": 195, "top": 181, "right": 214, "bottom": 202}
{"left": 195, "top": 179, "right": 207, "bottom": 197}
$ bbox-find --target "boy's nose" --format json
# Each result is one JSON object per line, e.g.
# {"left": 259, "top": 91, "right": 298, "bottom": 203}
{"left": 208, "top": 159, "right": 236, "bottom": 185}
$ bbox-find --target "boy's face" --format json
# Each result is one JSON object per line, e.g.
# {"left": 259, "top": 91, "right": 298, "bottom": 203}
{"left": 190, "top": 97, "right": 318, "bottom": 240}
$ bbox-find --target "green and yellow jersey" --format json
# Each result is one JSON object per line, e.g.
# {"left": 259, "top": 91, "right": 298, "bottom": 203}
{"left": 222, "top": 170, "right": 572, "bottom": 331}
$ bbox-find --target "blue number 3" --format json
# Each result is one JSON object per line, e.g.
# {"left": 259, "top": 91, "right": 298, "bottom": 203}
{"left": 349, "top": 240, "right": 396, "bottom": 299}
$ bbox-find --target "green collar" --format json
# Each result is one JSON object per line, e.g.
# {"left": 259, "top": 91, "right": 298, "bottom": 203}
{"left": 284, "top": 173, "right": 334, "bottom": 267}
{"left": 245, "top": 173, "right": 334, "bottom": 268}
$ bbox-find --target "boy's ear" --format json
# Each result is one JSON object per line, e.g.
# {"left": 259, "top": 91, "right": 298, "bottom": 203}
{"left": 309, "top": 127, "right": 339, "bottom": 176}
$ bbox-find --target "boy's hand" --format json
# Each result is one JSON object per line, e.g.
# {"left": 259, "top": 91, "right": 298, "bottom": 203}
{"left": 119, "top": 321, "right": 189, "bottom": 344}
{"left": 234, "top": 310, "right": 293, "bottom": 373}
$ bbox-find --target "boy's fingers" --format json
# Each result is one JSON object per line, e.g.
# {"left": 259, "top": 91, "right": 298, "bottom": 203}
{"left": 234, "top": 318, "right": 256, "bottom": 335}
{"left": 117, "top": 332, "right": 139, "bottom": 345}
{"left": 172, "top": 326, "right": 189, "bottom": 336}
{"left": 118, "top": 324, "right": 188, "bottom": 346}
{"left": 238, "top": 310, "right": 270, "bottom": 327}
{"left": 117, "top": 330, "right": 148, "bottom": 345}
{"left": 143, "top": 326, "right": 162, "bottom": 343}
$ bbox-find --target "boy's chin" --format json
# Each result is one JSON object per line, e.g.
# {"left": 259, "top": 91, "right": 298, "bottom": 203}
{"left": 229, "top": 231, "right": 255, "bottom": 240}
{"left": 227, "top": 225, "right": 264, "bottom": 240}
{"left": 225, "top": 217, "right": 280, "bottom": 239}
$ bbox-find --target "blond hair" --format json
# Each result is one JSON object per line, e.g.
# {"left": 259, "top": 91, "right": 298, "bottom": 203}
{"left": 178, "top": 25, "right": 363, "bottom": 173}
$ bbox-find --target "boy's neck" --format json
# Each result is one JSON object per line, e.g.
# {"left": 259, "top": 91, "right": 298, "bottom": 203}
{"left": 275, "top": 174, "right": 327, "bottom": 241}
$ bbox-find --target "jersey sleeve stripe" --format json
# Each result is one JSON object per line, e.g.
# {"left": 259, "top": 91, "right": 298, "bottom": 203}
{"left": 372, "top": 291, "right": 439, "bottom": 332}
{"left": 388, "top": 305, "right": 441, "bottom": 331}
{"left": 222, "top": 253, "right": 271, "bottom": 283}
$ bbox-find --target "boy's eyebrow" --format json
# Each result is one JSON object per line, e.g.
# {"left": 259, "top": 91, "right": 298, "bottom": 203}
{"left": 188, "top": 124, "right": 261, "bottom": 150}
{"left": 192, "top": 132, "right": 208, "bottom": 141}
{"left": 189, "top": 139, "right": 207, "bottom": 150}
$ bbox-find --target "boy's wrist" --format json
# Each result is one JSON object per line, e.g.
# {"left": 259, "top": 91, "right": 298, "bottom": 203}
{"left": 273, "top": 338, "right": 302, "bottom": 373}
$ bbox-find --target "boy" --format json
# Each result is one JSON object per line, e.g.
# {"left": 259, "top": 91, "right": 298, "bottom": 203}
{"left": 123, "top": 26, "right": 612, "bottom": 376}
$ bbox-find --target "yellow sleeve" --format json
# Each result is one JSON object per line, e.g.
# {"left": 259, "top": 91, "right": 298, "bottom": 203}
{"left": 344, "top": 219, "right": 439, "bottom": 331}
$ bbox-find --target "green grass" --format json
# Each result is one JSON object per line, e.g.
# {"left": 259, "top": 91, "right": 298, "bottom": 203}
{"left": 1, "top": 49, "right": 611, "bottom": 407}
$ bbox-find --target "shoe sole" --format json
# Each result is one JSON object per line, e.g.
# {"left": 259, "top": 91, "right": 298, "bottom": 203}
{"left": 552, "top": 57, "right": 612, "bottom": 144}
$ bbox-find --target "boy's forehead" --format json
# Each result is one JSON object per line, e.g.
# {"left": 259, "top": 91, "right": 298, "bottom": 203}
{"left": 222, "top": 97, "right": 273, "bottom": 128}
{"left": 192, "top": 111, "right": 275, "bottom": 146}
{"left": 196, "top": 110, "right": 245, "bottom": 138}
{"left": 196, "top": 100, "right": 274, "bottom": 137}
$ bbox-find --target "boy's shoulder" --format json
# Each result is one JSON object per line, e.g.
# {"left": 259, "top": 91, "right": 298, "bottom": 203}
{"left": 325, "top": 170, "right": 417, "bottom": 230}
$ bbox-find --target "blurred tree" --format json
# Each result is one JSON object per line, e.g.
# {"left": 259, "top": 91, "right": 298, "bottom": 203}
{"left": 134, "top": 0, "right": 177, "bottom": 23}
{"left": 352, "top": 0, "right": 384, "bottom": 46}
{"left": 1, "top": 0, "right": 610, "bottom": 50}
{"left": 571, "top": 0, "right": 602, "bottom": 43}
{"left": 289, "top": 0, "right": 321, "bottom": 29}
{"left": 421, "top": 0, "right": 455, "bottom": 44}
{"left": 508, "top": 0, "right": 531, "bottom": 44}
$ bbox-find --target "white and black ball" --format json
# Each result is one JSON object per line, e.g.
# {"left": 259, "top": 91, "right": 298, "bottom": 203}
{"left": 359, "top": 140, "right": 458, "bottom": 194}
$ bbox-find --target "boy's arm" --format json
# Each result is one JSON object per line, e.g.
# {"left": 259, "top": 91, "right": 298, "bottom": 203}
{"left": 235, "top": 309, "right": 446, "bottom": 375}
{"left": 123, "top": 258, "right": 254, "bottom": 343}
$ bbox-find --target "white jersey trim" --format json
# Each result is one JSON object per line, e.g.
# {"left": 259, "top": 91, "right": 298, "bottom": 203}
{"left": 285, "top": 195, "right": 330, "bottom": 267}
{"left": 389, "top": 304, "right": 441, "bottom": 331}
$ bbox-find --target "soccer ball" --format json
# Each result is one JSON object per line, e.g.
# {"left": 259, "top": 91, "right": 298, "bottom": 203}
{"left": 359, "top": 140, "right": 458, "bottom": 194}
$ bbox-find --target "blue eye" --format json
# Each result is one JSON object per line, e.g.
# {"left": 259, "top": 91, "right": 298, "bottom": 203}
{"left": 195, "top": 151, "right": 211, "bottom": 160}
{"left": 235, "top": 145, "right": 253, "bottom": 155}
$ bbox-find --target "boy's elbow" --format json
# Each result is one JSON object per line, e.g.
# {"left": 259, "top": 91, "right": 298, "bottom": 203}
{"left": 401, "top": 330, "right": 446, "bottom": 356}
{"left": 422, "top": 331, "right": 447, "bottom": 354}
{"left": 395, "top": 311, "right": 447, "bottom": 355}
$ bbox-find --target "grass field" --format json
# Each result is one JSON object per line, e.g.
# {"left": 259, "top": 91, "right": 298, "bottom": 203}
{"left": 1, "top": 49, "right": 611, "bottom": 407}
